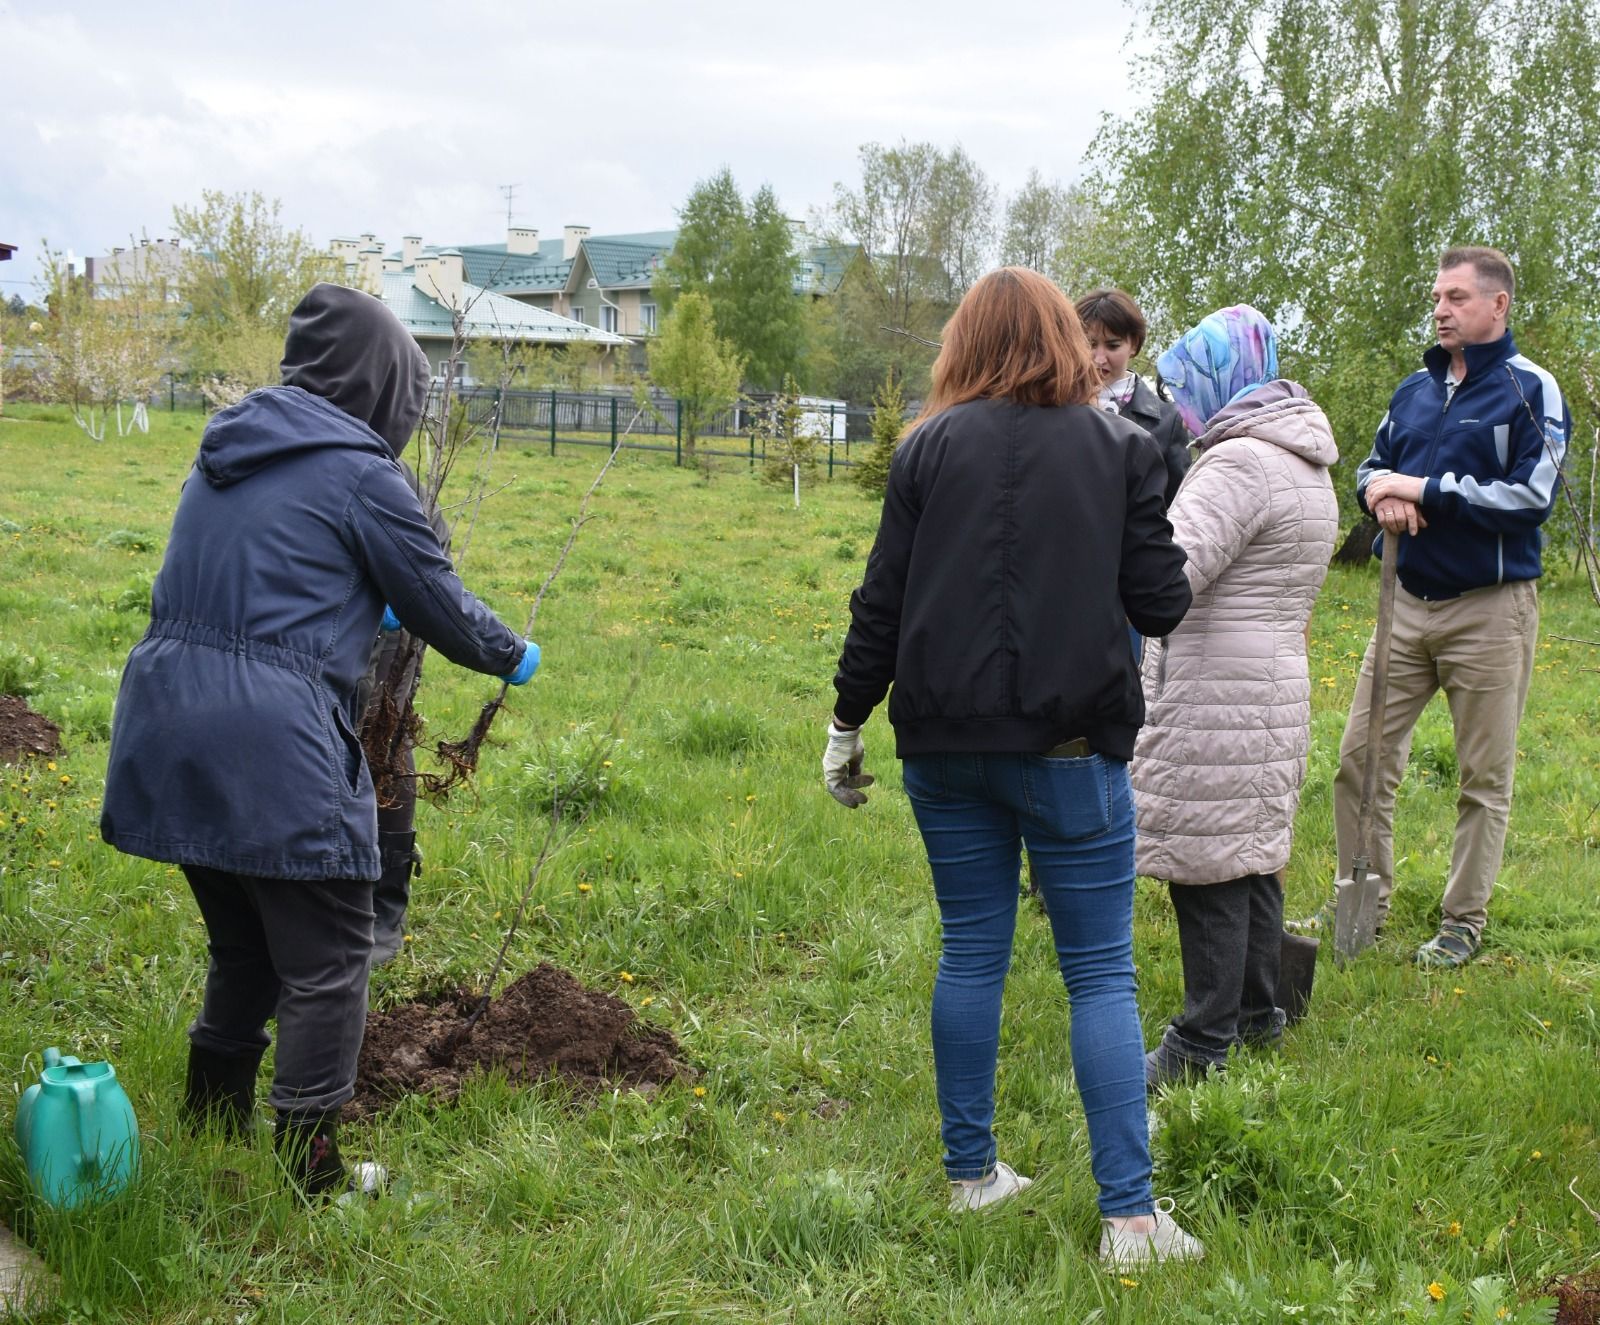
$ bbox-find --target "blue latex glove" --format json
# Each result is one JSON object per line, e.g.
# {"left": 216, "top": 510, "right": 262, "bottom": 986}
{"left": 380, "top": 605, "right": 402, "bottom": 632}
{"left": 501, "top": 640, "right": 540, "bottom": 686}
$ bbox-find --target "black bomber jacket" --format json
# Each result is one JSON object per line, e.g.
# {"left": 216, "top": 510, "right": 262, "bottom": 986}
{"left": 832, "top": 397, "right": 1192, "bottom": 761}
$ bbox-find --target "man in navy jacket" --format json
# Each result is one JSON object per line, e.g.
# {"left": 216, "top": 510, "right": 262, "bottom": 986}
{"left": 1332, "top": 246, "right": 1568, "bottom": 967}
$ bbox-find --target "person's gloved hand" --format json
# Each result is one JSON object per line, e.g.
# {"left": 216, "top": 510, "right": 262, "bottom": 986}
{"left": 822, "top": 721, "right": 873, "bottom": 808}
{"left": 380, "top": 605, "right": 402, "bottom": 632}
{"left": 500, "top": 640, "right": 541, "bottom": 686}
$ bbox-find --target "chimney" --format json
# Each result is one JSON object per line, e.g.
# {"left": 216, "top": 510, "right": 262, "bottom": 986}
{"left": 382, "top": 255, "right": 403, "bottom": 273}
{"left": 562, "top": 225, "right": 589, "bottom": 260}
{"left": 403, "top": 234, "right": 423, "bottom": 266}
{"left": 330, "top": 237, "right": 360, "bottom": 263}
{"left": 356, "top": 245, "right": 384, "bottom": 295}
{"left": 416, "top": 250, "right": 464, "bottom": 308}
{"left": 507, "top": 225, "right": 540, "bottom": 256}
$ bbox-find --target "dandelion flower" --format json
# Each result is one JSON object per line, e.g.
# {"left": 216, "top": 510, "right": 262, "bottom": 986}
{"left": 639, "top": 995, "right": 654, "bottom": 1007}
{"left": 693, "top": 1086, "right": 706, "bottom": 1098}
{"left": 1427, "top": 1282, "right": 1445, "bottom": 1302}
{"left": 577, "top": 882, "right": 592, "bottom": 893}
{"left": 619, "top": 970, "right": 634, "bottom": 983}
{"left": 46, "top": 761, "right": 56, "bottom": 771}
{"left": 771, "top": 1110, "right": 788, "bottom": 1123}
{"left": 1447, "top": 1220, "right": 1462, "bottom": 1237}
{"left": 1452, "top": 986, "right": 1466, "bottom": 996}
{"left": 1118, "top": 1277, "right": 1139, "bottom": 1288}
{"left": 1531, "top": 1149, "right": 1543, "bottom": 1160}
{"left": 48, "top": 859, "right": 60, "bottom": 867}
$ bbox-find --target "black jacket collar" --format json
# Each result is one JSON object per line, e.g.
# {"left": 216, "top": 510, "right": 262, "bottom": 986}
{"left": 1118, "top": 375, "right": 1164, "bottom": 428}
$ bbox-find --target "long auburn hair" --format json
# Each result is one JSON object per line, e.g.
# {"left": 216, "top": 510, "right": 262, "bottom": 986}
{"left": 913, "top": 267, "right": 1100, "bottom": 427}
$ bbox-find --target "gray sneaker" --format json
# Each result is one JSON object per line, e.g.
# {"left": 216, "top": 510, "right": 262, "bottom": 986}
{"left": 1099, "top": 1198, "right": 1206, "bottom": 1266}
{"left": 948, "top": 1160, "right": 1033, "bottom": 1213}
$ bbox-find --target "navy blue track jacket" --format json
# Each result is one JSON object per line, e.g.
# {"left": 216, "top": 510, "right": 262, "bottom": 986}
{"left": 1356, "top": 332, "right": 1569, "bottom": 600}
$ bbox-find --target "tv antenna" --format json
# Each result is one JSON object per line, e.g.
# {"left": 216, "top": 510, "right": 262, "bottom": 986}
{"left": 500, "top": 183, "right": 520, "bottom": 228}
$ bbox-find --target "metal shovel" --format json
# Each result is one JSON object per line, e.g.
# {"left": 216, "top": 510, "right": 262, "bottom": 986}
{"left": 1333, "top": 530, "right": 1400, "bottom": 965}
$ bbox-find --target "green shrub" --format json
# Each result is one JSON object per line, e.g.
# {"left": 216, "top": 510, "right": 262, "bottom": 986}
{"left": 0, "top": 644, "right": 50, "bottom": 697}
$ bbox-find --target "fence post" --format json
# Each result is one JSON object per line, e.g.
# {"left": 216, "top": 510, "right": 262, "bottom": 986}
{"left": 549, "top": 388, "right": 557, "bottom": 455}
{"left": 169, "top": 374, "right": 176, "bottom": 412}
{"left": 749, "top": 431, "right": 755, "bottom": 470}
{"left": 610, "top": 395, "right": 619, "bottom": 453}
{"left": 675, "top": 400, "right": 683, "bottom": 466}
{"left": 827, "top": 432, "right": 835, "bottom": 479}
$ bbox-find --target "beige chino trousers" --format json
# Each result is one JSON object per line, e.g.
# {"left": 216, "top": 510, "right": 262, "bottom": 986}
{"left": 1333, "top": 578, "right": 1539, "bottom": 939}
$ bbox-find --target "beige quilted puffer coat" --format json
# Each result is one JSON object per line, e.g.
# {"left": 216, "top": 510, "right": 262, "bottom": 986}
{"left": 1132, "top": 382, "right": 1340, "bottom": 885}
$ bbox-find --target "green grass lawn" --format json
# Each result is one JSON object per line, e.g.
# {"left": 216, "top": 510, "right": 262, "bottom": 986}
{"left": 1, "top": 402, "right": 1596, "bottom": 1323}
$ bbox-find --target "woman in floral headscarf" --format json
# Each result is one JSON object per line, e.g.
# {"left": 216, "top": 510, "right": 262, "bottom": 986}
{"left": 1131, "top": 305, "right": 1341, "bottom": 1091}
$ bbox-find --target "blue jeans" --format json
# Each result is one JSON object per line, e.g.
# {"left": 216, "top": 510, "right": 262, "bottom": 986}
{"left": 902, "top": 752, "right": 1154, "bottom": 1217}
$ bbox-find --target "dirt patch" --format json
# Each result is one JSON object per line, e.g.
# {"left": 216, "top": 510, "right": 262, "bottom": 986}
{"left": 0, "top": 696, "right": 61, "bottom": 766}
{"left": 1555, "top": 1272, "right": 1600, "bottom": 1325}
{"left": 350, "top": 963, "right": 682, "bottom": 1118}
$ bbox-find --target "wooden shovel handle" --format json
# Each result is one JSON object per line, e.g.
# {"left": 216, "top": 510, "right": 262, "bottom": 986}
{"left": 1354, "top": 532, "right": 1400, "bottom": 864}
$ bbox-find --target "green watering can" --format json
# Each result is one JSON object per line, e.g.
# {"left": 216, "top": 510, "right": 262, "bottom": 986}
{"left": 14, "top": 1047, "right": 140, "bottom": 1207}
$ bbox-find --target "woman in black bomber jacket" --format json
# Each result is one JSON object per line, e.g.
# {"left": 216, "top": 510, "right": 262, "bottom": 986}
{"left": 821, "top": 268, "right": 1203, "bottom": 1267}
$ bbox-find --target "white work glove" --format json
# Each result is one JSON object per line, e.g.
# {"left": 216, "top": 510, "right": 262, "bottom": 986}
{"left": 822, "top": 721, "right": 874, "bottom": 808}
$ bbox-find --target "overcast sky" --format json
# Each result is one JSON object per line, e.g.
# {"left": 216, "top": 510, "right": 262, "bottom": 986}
{"left": 1, "top": 0, "right": 1147, "bottom": 296}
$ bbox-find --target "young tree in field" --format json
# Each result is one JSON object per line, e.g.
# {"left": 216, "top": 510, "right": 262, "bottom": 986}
{"left": 172, "top": 190, "right": 340, "bottom": 406}
{"left": 30, "top": 246, "right": 176, "bottom": 437}
{"left": 658, "top": 170, "right": 807, "bottom": 391}
{"left": 758, "top": 374, "right": 821, "bottom": 507}
{"left": 1093, "top": 0, "right": 1600, "bottom": 523}
{"left": 854, "top": 367, "right": 907, "bottom": 498}
{"left": 646, "top": 291, "right": 744, "bottom": 460}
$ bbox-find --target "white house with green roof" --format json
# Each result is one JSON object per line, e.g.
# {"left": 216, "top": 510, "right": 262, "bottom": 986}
{"left": 334, "top": 223, "right": 859, "bottom": 345}
{"left": 330, "top": 239, "right": 628, "bottom": 376}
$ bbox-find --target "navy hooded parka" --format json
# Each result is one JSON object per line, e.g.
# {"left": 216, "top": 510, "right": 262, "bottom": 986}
{"left": 101, "top": 284, "right": 524, "bottom": 880}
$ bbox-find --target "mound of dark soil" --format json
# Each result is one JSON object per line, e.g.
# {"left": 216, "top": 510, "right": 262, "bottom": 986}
{"left": 0, "top": 696, "right": 61, "bottom": 765}
{"left": 350, "top": 962, "right": 682, "bottom": 1118}
{"left": 1555, "top": 1272, "right": 1600, "bottom": 1325}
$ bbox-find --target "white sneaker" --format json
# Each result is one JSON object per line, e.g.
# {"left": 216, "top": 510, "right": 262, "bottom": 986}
{"left": 948, "top": 1160, "right": 1033, "bottom": 1213}
{"left": 1099, "top": 1197, "right": 1205, "bottom": 1266}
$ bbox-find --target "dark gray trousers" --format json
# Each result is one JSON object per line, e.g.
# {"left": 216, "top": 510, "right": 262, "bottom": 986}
{"left": 183, "top": 865, "right": 374, "bottom": 1115}
{"left": 1160, "top": 873, "right": 1286, "bottom": 1066}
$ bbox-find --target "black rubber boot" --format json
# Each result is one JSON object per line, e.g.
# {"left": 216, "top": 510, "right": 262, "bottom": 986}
{"left": 274, "top": 1109, "right": 348, "bottom": 1197}
{"left": 182, "top": 1044, "right": 264, "bottom": 1139}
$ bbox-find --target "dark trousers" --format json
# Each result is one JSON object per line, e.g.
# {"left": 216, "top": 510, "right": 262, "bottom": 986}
{"left": 183, "top": 865, "right": 374, "bottom": 1115}
{"left": 1161, "top": 873, "right": 1285, "bottom": 1066}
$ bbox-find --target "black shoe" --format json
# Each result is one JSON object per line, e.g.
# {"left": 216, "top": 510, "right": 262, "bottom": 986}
{"left": 1145, "top": 1041, "right": 1221, "bottom": 1094}
{"left": 274, "top": 1110, "right": 349, "bottom": 1197}
{"left": 182, "top": 1044, "right": 263, "bottom": 1139}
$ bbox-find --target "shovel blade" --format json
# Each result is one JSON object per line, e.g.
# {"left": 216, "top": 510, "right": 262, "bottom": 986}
{"left": 1332, "top": 871, "right": 1381, "bottom": 965}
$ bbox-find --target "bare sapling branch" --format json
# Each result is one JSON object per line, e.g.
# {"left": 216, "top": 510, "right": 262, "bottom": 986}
{"left": 428, "top": 443, "right": 621, "bottom": 793}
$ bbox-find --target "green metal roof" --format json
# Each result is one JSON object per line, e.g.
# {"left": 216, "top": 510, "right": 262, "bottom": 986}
{"left": 380, "top": 271, "right": 627, "bottom": 345}
{"left": 383, "top": 229, "right": 856, "bottom": 300}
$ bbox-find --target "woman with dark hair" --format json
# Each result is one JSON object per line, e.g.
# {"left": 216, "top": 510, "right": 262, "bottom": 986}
{"left": 824, "top": 267, "right": 1203, "bottom": 1265}
{"left": 1132, "top": 305, "right": 1338, "bottom": 1090}
{"left": 1075, "top": 288, "right": 1192, "bottom": 509}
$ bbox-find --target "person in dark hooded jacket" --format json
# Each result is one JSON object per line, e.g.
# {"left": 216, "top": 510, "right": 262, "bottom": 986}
{"left": 101, "top": 283, "right": 539, "bottom": 1195}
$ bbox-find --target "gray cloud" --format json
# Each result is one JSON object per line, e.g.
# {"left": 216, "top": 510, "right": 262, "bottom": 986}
{"left": 0, "top": 0, "right": 1141, "bottom": 294}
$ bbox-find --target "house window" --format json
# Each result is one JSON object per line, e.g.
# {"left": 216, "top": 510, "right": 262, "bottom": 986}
{"left": 640, "top": 302, "right": 657, "bottom": 333}
{"left": 571, "top": 305, "right": 585, "bottom": 324}
{"left": 601, "top": 305, "right": 620, "bottom": 334}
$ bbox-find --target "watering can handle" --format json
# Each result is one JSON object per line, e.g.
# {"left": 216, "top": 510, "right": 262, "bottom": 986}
{"left": 70, "top": 1078, "right": 99, "bottom": 1176}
